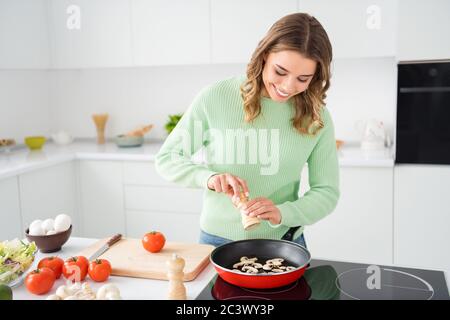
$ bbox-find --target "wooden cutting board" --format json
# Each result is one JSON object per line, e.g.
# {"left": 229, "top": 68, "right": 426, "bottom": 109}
{"left": 78, "top": 238, "right": 215, "bottom": 281}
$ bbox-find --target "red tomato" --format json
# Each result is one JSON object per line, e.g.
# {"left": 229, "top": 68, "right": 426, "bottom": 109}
{"left": 25, "top": 267, "right": 55, "bottom": 295}
{"left": 37, "top": 256, "right": 64, "bottom": 279}
{"left": 62, "top": 256, "right": 89, "bottom": 282}
{"left": 88, "top": 259, "right": 112, "bottom": 282}
{"left": 142, "top": 231, "right": 166, "bottom": 253}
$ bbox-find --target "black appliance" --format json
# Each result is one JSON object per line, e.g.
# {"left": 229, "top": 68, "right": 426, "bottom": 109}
{"left": 396, "top": 61, "right": 450, "bottom": 164}
{"left": 196, "top": 259, "right": 450, "bottom": 300}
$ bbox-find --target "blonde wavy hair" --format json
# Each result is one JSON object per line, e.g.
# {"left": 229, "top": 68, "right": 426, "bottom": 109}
{"left": 240, "top": 13, "right": 333, "bottom": 135}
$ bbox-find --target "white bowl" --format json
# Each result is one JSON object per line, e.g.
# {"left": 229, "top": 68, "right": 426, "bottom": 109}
{"left": 51, "top": 131, "right": 74, "bottom": 146}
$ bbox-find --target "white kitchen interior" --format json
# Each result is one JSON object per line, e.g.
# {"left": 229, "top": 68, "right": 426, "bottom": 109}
{"left": 1, "top": 0, "right": 450, "bottom": 300}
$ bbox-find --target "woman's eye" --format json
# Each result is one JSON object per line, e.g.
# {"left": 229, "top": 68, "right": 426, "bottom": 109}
{"left": 275, "top": 70, "right": 286, "bottom": 76}
{"left": 298, "top": 78, "right": 308, "bottom": 83}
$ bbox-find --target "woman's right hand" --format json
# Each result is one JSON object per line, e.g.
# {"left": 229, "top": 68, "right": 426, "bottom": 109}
{"left": 207, "top": 173, "right": 249, "bottom": 200}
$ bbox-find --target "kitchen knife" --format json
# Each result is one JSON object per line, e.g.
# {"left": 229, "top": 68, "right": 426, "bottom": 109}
{"left": 88, "top": 233, "right": 122, "bottom": 261}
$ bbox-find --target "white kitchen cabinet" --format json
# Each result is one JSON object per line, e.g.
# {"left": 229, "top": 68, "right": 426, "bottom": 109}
{"left": 123, "top": 161, "right": 177, "bottom": 187}
{"left": 302, "top": 166, "right": 394, "bottom": 265}
{"left": 124, "top": 185, "right": 203, "bottom": 214}
{"left": 397, "top": 0, "right": 450, "bottom": 61}
{"left": 48, "top": 0, "right": 132, "bottom": 68}
{"left": 126, "top": 210, "right": 201, "bottom": 243}
{"left": 78, "top": 160, "right": 125, "bottom": 238}
{"left": 131, "top": 0, "right": 210, "bottom": 66}
{"left": 394, "top": 165, "right": 450, "bottom": 274}
{"left": 18, "top": 162, "right": 79, "bottom": 235}
{"left": 300, "top": 0, "right": 397, "bottom": 58}
{"left": 123, "top": 161, "right": 204, "bottom": 242}
{"left": 0, "top": 177, "right": 22, "bottom": 239}
{"left": 0, "top": 0, "right": 50, "bottom": 69}
{"left": 210, "top": 0, "right": 298, "bottom": 63}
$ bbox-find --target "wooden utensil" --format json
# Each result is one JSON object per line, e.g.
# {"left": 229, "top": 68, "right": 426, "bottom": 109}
{"left": 78, "top": 238, "right": 214, "bottom": 281}
{"left": 92, "top": 113, "right": 109, "bottom": 144}
{"left": 125, "top": 124, "right": 153, "bottom": 137}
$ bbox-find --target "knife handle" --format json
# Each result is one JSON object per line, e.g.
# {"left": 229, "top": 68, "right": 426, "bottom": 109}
{"left": 107, "top": 233, "right": 122, "bottom": 246}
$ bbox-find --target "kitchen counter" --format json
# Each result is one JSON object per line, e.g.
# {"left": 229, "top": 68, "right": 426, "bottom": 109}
{"left": 11, "top": 239, "right": 450, "bottom": 300}
{"left": 0, "top": 140, "right": 394, "bottom": 180}
{"left": 0, "top": 141, "right": 166, "bottom": 179}
{"left": 12, "top": 237, "right": 217, "bottom": 300}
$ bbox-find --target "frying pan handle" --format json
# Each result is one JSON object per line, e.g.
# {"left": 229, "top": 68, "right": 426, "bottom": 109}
{"left": 281, "top": 226, "right": 301, "bottom": 241}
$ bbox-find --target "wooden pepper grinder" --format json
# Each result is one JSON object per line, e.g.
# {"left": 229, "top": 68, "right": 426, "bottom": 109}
{"left": 166, "top": 253, "right": 187, "bottom": 300}
{"left": 238, "top": 191, "right": 260, "bottom": 231}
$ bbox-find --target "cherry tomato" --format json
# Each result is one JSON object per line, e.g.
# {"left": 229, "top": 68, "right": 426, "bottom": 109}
{"left": 142, "top": 231, "right": 166, "bottom": 253}
{"left": 25, "top": 267, "right": 55, "bottom": 295}
{"left": 62, "top": 256, "right": 89, "bottom": 282}
{"left": 88, "top": 259, "right": 112, "bottom": 282}
{"left": 37, "top": 256, "right": 64, "bottom": 279}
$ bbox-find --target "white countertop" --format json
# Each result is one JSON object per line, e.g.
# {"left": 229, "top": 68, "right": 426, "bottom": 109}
{"left": 12, "top": 237, "right": 217, "bottom": 300}
{"left": 12, "top": 237, "right": 448, "bottom": 300}
{"left": 0, "top": 140, "right": 394, "bottom": 180}
{"left": 337, "top": 145, "right": 394, "bottom": 167}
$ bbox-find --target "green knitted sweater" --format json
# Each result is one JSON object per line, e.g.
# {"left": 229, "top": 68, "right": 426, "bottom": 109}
{"left": 155, "top": 75, "right": 340, "bottom": 241}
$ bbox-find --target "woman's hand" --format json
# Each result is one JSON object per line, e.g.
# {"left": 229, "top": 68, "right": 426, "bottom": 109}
{"left": 207, "top": 173, "right": 249, "bottom": 198}
{"left": 238, "top": 197, "right": 282, "bottom": 225}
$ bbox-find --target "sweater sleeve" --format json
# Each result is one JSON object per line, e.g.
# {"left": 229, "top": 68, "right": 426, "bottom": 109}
{"left": 154, "top": 87, "right": 218, "bottom": 189}
{"left": 274, "top": 107, "right": 340, "bottom": 227}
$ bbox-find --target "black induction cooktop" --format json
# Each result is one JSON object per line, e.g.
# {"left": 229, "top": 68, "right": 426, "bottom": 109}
{"left": 195, "top": 259, "right": 450, "bottom": 300}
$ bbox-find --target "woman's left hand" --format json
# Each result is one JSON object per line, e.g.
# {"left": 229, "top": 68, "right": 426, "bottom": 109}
{"left": 236, "top": 197, "right": 282, "bottom": 225}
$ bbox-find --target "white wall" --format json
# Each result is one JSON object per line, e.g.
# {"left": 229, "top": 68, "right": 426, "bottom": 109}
{"left": 48, "top": 64, "right": 247, "bottom": 140}
{"left": 327, "top": 57, "right": 397, "bottom": 142}
{"left": 0, "top": 58, "right": 396, "bottom": 143}
{"left": 47, "top": 58, "right": 396, "bottom": 142}
{"left": 0, "top": 70, "right": 51, "bottom": 143}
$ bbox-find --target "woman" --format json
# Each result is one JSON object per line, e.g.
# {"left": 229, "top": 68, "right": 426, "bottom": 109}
{"left": 155, "top": 13, "right": 339, "bottom": 248}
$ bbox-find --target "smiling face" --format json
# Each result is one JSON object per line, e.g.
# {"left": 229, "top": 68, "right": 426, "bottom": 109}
{"left": 261, "top": 50, "right": 317, "bottom": 102}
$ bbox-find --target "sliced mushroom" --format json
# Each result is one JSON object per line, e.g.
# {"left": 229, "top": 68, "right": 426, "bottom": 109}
{"left": 233, "top": 256, "right": 296, "bottom": 274}
{"left": 234, "top": 256, "right": 259, "bottom": 268}
{"left": 240, "top": 256, "right": 257, "bottom": 262}
{"left": 266, "top": 258, "right": 284, "bottom": 266}
{"left": 262, "top": 264, "right": 273, "bottom": 271}
{"left": 242, "top": 266, "right": 259, "bottom": 274}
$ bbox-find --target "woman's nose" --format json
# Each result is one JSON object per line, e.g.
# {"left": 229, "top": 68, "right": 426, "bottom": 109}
{"left": 279, "top": 83, "right": 294, "bottom": 94}
{"left": 281, "top": 77, "right": 298, "bottom": 93}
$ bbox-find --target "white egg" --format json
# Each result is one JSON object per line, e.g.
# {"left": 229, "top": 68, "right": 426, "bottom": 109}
{"left": 54, "top": 214, "right": 71, "bottom": 232}
{"left": 42, "top": 219, "right": 55, "bottom": 233}
{"left": 46, "top": 230, "right": 57, "bottom": 235}
{"left": 29, "top": 224, "right": 45, "bottom": 236}
{"left": 29, "top": 219, "right": 42, "bottom": 231}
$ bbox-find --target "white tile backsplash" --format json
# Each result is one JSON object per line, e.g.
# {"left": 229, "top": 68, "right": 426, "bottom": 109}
{"left": 48, "top": 64, "right": 247, "bottom": 140}
{"left": 1, "top": 57, "right": 397, "bottom": 144}
{"left": 0, "top": 70, "right": 51, "bottom": 143}
{"left": 327, "top": 57, "right": 397, "bottom": 142}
